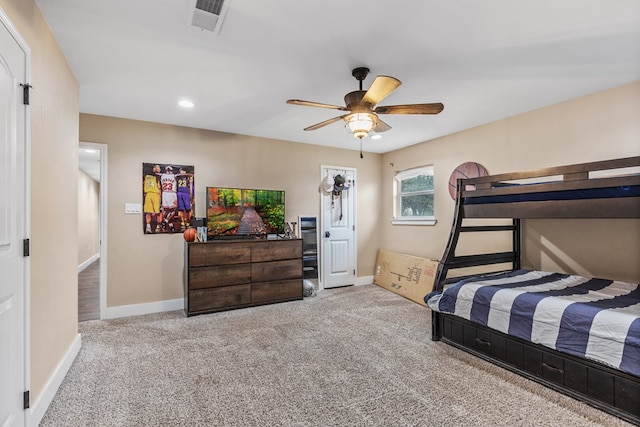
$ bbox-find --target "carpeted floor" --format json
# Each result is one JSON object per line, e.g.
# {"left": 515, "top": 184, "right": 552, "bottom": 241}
{"left": 40, "top": 285, "right": 631, "bottom": 426}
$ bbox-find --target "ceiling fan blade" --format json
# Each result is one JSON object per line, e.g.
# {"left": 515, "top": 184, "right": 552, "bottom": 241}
{"left": 303, "top": 115, "right": 347, "bottom": 131}
{"left": 374, "top": 103, "right": 444, "bottom": 115}
{"left": 373, "top": 118, "right": 391, "bottom": 133}
{"left": 287, "top": 99, "right": 348, "bottom": 111}
{"left": 361, "top": 76, "right": 402, "bottom": 106}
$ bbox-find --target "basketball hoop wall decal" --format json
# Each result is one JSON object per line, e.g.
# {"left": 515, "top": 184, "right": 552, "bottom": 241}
{"left": 448, "top": 162, "right": 488, "bottom": 200}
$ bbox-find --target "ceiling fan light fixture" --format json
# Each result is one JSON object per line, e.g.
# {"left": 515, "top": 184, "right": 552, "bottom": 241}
{"left": 345, "top": 112, "right": 377, "bottom": 139}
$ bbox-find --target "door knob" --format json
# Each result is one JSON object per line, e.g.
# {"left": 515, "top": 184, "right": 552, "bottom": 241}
{"left": 325, "top": 231, "right": 331, "bottom": 238}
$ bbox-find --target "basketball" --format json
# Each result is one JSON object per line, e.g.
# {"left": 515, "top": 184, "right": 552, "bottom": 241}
{"left": 183, "top": 227, "right": 197, "bottom": 242}
{"left": 448, "top": 162, "right": 489, "bottom": 200}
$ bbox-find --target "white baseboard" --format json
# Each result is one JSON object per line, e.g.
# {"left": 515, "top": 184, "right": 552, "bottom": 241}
{"left": 102, "top": 278, "right": 371, "bottom": 319}
{"left": 77, "top": 253, "right": 100, "bottom": 273}
{"left": 103, "top": 298, "right": 184, "bottom": 319}
{"left": 318, "top": 276, "right": 373, "bottom": 290}
{"left": 29, "top": 333, "right": 81, "bottom": 425}
{"left": 355, "top": 275, "right": 374, "bottom": 285}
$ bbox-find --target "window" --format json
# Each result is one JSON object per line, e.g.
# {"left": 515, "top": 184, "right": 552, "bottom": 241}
{"left": 393, "top": 165, "right": 436, "bottom": 225}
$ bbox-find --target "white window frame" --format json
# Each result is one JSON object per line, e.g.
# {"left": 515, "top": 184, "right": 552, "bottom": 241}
{"left": 392, "top": 165, "right": 436, "bottom": 226}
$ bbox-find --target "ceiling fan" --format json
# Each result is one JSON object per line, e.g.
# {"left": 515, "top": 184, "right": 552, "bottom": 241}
{"left": 286, "top": 67, "right": 444, "bottom": 141}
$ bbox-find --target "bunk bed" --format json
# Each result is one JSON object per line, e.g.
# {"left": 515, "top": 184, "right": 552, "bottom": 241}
{"left": 425, "top": 156, "right": 640, "bottom": 424}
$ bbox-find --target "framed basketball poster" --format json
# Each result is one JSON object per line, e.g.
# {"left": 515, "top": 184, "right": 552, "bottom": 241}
{"left": 142, "top": 163, "right": 194, "bottom": 234}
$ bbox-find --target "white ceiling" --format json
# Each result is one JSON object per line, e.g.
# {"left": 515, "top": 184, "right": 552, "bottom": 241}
{"left": 37, "top": 0, "right": 640, "bottom": 155}
{"left": 79, "top": 146, "right": 101, "bottom": 182}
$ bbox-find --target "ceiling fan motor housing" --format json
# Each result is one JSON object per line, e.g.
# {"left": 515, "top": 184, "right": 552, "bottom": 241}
{"left": 344, "top": 91, "right": 369, "bottom": 111}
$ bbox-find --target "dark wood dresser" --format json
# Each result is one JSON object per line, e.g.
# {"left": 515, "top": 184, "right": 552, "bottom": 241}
{"left": 184, "top": 239, "right": 303, "bottom": 316}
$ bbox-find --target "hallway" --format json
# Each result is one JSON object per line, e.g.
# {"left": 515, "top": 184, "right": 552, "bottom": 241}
{"left": 78, "top": 259, "right": 100, "bottom": 322}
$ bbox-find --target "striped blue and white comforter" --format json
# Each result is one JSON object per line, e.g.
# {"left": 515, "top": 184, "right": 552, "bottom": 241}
{"left": 425, "top": 270, "right": 640, "bottom": 377}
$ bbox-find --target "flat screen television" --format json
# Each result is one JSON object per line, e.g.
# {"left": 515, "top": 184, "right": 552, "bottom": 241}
{"left": 206, "top": 187, "right": 285, "bottom": 237}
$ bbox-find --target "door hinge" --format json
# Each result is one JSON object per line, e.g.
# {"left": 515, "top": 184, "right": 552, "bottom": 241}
{"left": 352, "top": 225, "right": 355, "bottom": 231}
{"left": 23, "top": 390, "right": 30, "bottom": 409}
{"left": 23, "top": 238, "right": 30, "bottom": 257}
{"left": 20, "top": 83, "right": 32, "bottom": 105}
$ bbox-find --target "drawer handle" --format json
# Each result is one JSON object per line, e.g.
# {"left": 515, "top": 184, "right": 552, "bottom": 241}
{"left": 475, "top": 338, "right": 491, "bottom": 347}
{"left": 542, "top": 363, "right": 564, "bottom": 375}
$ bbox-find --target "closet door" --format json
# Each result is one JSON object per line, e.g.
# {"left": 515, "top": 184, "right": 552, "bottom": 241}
{"left": 320, "top": 166, "right": 356, "bottom": 289}
{"left": 0, "top": 15, "right": 28, "bottom": 427}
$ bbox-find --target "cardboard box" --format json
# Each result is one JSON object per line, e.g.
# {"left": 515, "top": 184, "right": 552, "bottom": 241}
{"left": 373, "top": 249, "right": 439, "bottom": 306}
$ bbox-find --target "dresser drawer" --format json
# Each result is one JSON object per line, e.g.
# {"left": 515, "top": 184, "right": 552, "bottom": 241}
{"left": 252, "top": 259, "right": 302, "bottom": 282}
{"left": 188, "top": 242, "right": 251, "bottom": 267}
{"left": 189, "top": 264, "right": 251, "bottom": 289}
{"left": 251, "top": 240, "right": 302, "bottom": 262}
{"left": 189, "top": 284, "right": 251, "bottom": 312}
{"left": 252, "top": 279, "right": 302, "bottom": 303}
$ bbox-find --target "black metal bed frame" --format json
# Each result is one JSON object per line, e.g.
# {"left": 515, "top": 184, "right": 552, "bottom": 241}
{"left": 431, "top": 156, "right": 640, "bottom": 424}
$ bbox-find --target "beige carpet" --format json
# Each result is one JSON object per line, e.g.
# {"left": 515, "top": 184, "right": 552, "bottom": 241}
{"left": 40, "top": 284, "right": 631, "bottom": 426}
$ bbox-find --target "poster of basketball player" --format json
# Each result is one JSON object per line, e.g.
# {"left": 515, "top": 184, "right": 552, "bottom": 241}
{"left": 142, "top": 163, "right": 194, "bottom": 234}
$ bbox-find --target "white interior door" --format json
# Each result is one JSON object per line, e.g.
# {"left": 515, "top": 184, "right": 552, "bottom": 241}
{"left": 0, "top": 12, "right": 27, "bottom": 427}
{"left": 320, "top": 166, "right": 356, "bottom": 289}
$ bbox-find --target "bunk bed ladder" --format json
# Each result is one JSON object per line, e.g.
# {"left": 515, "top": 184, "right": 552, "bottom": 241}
{"left": 432, "top": 181, "right": 521, "bottom": 340}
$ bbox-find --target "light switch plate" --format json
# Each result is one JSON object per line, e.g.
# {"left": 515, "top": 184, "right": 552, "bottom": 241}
{"left": 125, "top": 203, "right": 142, "bottom": 214}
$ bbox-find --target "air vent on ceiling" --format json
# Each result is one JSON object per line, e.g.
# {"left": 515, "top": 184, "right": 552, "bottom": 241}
{"left": 188, "top": 0, "right": 231, "bottom": 34}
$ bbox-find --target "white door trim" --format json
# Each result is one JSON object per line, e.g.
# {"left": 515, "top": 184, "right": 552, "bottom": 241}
{"left": 319, "top": 164, "right": 357, "bottom": 290}
{"left": 0, "top": 6, "right": 30, "bottom": 427}
{"left": 79, "top": 141, "right": 108, "bottom": 319}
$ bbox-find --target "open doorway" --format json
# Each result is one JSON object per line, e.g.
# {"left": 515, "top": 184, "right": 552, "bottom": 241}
{"left": 78, "top": 142, "right": 107, "bottom": 321}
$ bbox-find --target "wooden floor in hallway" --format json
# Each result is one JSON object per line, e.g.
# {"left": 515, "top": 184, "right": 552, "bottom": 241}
{"left": 78, "top": 259, "right": 100, "bottom": 322}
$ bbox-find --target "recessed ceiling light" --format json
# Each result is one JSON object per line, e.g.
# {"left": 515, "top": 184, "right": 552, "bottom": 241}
{"left": 83, "top": 148, "right": 98, "bottom": 153}
{"left": 178, "top": 99, "right": 194, "bottom": 108}
{"left": 371, "top": 134, "right": 382, "bottom": 140}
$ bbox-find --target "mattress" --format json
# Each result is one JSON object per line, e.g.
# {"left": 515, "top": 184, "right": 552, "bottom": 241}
{"left": 425, "top": 270, "right": 640, "bottom": 377}
{"left": 463, "top": 184, "right": 640, "bottom": 205}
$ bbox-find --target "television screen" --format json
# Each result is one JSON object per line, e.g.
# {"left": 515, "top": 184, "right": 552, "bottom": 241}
{"left": 206, "top": 187, "right": 285, "bottom": 237}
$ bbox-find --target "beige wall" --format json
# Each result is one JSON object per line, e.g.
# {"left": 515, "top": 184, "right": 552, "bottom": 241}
{"left": 78, "top": 169, "right": 100, "bottom": 265}
{"left": 2, "top": 0, "right": 638, "bottom": 409}
{"left": 380, "top": 81, "right": 640, "bottom": 282}
{"left": 1, "top": 0, "right": 79, "bottom": 402}
{"left": 79, "top": 115, "right": 383, "bottom": 307}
